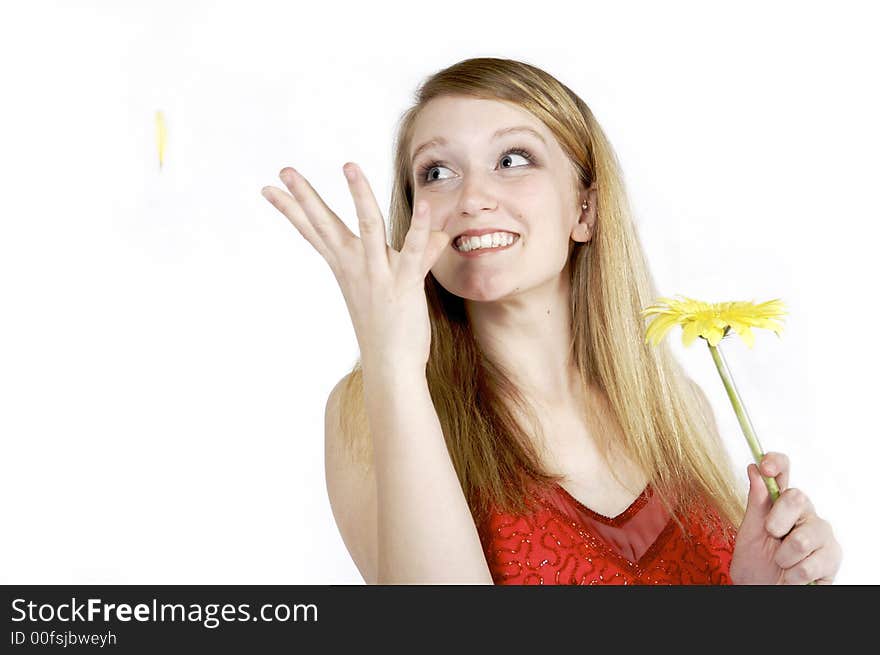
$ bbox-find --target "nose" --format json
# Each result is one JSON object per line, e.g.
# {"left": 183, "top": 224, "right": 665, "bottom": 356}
{"left": 455, "top": 169, "right": 499, "bottom": 216}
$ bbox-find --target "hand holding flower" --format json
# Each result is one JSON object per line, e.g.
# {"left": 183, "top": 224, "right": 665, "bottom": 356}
{"left": 641, "top": 295, "right": 843, "bottom": 585}
{"left": 730, "top": 451, "right": 843, "bottom": 584}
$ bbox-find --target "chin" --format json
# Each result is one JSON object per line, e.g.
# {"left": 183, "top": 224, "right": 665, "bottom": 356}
{"left": 456, "top": 290, "right": 513, "bottom": 303}
{"left": 446, "top": 278, "right": 519, "bottom": 303}
{"left": 432, "top": 264, "right": 522, "bottom": 302}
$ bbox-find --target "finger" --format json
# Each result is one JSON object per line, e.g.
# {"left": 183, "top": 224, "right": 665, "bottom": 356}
{"left": 764, "top": 487, "right": 816, "bottom": 539}
{"left": 397, "top": 200, "right": 432, "bottom": 281}
{"left": 343, "top": 162, "right": 390, "bottom": 276}
{"left": 780, "top": 545, "right": 834, "bottom": 585}
{"left": 773, "top": 518, "right": 830, "bottom": 569}
{"left": 421, "top": 229, "right": 452, "bottom": 279}
{"left": 279, "top": 167, "right": 357, "bottom": 252}
{"left": 813, "top": 538, "right": 844, "bottom": 584}
{"left": 760, "top": 451, "right": 790, "bottom": 492}
{"left": 262, "top": 183, "right": 339, "bottom": 265}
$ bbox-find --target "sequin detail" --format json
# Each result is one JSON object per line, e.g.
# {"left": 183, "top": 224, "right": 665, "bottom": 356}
{"left": 479, "top": 482, "right": 736, "bottom": 585}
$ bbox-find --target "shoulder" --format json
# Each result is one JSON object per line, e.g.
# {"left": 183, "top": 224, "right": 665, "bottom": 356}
{"left": 325, "top": 371, "right": 372, "bottom": 468}
{"left": 324, "top": 372, "right": 378, "bottom": 584}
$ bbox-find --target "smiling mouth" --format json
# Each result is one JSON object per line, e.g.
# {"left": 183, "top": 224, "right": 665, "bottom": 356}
{"left": 452, "top": 234, "right": 520, "bottom": 256}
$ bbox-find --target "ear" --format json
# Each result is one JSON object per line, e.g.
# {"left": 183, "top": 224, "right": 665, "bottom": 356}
{"left": 571, "top": 185, "right": 598, "bottom": 243}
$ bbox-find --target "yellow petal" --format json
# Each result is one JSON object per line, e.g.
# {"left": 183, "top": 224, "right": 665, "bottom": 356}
{"left": 645, "top": 314, "right": 680, "bottom": 346}
{"left": 682, "top": 320, "right": 703, "bottom": 347}
{"left": 732, "top": 324, "right": 755, "bottom": 348}
{"left": 706, "top": 326, "right": 725, "bottom": 346}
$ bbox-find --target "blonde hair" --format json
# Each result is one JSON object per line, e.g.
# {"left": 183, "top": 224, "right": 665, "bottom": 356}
{"left": 337, "top": 57, "right": 746, "bottom": 547}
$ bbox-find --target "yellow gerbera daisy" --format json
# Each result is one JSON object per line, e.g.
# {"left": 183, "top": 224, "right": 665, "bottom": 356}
{"left": 641, "top": 295, "right": 787, "bottom": 349}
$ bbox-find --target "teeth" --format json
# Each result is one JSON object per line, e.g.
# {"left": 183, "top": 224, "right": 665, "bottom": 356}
{"left": 455, "top": 231, "right": 517, "bottom": 252}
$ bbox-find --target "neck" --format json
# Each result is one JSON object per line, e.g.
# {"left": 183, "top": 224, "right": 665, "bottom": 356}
{"left": 465, "top": 269, "right": 582, "bottom": 410}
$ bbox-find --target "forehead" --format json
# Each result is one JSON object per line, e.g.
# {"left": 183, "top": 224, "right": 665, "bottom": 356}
{"left": 409, "top": 96, "right": 553, "bottom": 160}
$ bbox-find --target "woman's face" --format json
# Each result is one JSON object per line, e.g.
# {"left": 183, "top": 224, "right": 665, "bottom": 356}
{"left": 409, "top": 95, "right": 592, "bottom": 302}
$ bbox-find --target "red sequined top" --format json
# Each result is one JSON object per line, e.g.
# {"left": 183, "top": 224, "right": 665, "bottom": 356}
{"left": 478, "top": 480, "right": 737, "bottom": 585}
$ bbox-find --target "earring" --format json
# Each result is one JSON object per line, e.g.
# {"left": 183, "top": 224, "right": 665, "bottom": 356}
{"left": 581, "top": 200, "right": 588, "bottom": 211}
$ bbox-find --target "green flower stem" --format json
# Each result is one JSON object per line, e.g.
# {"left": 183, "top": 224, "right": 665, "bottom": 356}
{"left": 707, "top": 340, "right": 816, "bottom": 583}
{"left": 707, "top": 340, "right": 780, "bottom": 501}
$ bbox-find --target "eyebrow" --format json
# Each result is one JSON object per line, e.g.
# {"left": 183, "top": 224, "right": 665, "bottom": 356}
{"left": 410, "top": 125, "right": 547, "bottom": 167}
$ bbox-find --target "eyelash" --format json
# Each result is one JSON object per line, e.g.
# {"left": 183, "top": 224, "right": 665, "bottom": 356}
{"left": 415, "top": 146, "right": 536, "bottom": 185}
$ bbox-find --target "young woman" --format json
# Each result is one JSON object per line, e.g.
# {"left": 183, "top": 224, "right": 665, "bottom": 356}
{"left": 261, "top": 57, "right": 842, "bottom": 585}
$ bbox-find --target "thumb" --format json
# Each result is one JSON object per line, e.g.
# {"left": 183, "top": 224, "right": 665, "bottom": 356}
{"left": 421, "top": 230, "right": 452, "bottom": 276}
{"left": 744, "top": 462, "right": 772, "bottom": 519}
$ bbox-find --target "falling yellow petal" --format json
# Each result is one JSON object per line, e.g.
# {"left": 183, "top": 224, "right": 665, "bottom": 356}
{"left": 641, "top": 295, "right": 787, "bottom": 349}
{"left": 155, "top": 110, "right": 167, "bottom": 171}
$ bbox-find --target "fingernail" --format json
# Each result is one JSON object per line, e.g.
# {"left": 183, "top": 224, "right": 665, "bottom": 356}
{"left": 343, "top": 164, "right": 357, "bottom": 182}
{"left": 261, "top": 187, "right": 271, "bottom": 199}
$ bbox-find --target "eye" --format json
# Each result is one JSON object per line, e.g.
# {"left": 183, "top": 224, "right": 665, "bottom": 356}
{"left": 499, "top": 149, "right": 532, "bottom": 169}
{"left": 416, "top": 146, "right": 535, "bottom": 185}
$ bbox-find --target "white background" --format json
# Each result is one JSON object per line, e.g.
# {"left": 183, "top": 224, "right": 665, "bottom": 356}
{"left": 1, "top": 0, "right": 876, "bottom": 584}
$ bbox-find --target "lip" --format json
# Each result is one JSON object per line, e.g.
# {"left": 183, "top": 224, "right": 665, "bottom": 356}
{"left": 453, "top": 234, "right": 520, "bottom": 257}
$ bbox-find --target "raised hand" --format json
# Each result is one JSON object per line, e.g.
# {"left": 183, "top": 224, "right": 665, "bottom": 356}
{"left": 261, "top": 163, "right": 451, "bottom": 373}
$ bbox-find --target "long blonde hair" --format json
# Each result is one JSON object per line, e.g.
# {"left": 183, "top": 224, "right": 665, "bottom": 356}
{"left": 337, "top": 57, "right": 746, "bottom": 547}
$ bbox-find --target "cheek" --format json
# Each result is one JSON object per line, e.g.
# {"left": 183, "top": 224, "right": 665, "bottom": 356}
{"left": 520, "top": 223, "right": 576, "bottom": 275}
{"left": 520, "top": 219, "right": 570, "bottom": 252}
